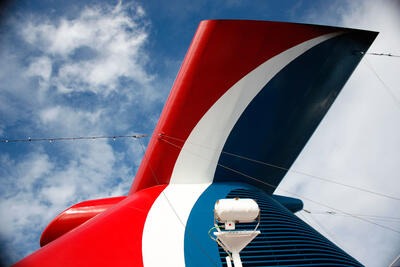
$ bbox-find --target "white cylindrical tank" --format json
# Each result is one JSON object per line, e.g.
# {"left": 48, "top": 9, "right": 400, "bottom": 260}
{"left": 214, "top": 198, "right": 260, "bottom": 223}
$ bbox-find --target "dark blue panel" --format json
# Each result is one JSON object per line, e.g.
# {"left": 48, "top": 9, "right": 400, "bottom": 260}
{"left": 214, "top": 30, "right": 377, "bottom": 194}
{"left": 184, "top": 183, "right": 363, "bottom": 266}
{"left": 184, "top": 183, "right": 240, "bottom": 267}
{"left": 272, "top": 195, "right": 304, "bottom": 213}
{"left": 222, "top": 186, "right": 362, "bottom": 266}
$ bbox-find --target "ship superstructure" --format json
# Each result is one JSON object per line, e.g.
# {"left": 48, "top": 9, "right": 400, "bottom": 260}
{"left": 14, "top": 20, "right": 377, "bottom": 267}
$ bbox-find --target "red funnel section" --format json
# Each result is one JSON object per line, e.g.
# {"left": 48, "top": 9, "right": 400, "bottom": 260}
{"left": 40, "top": 196, "right": 126, "bottom": 247}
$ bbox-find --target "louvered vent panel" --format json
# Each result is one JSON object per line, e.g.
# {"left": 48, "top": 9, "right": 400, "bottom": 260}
{"left": 218, "top": 188, "right": 362, "bottom": 266}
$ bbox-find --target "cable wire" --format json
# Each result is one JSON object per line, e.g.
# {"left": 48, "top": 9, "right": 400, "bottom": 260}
{"left": 159, "top": 133, "right": 400, "bottom": 201}
{"left": 364, "top": 58, "right": 400, "bottom": 111}
{"left": 301, "top": 210, "right": 345, "bottom": 250}
{"left": 208, "top": 225, "right": 232, "bottom": 260}
{"left": 0, "top": 134, "right": 149, "bottom": 143}
{"left": 137, "top": 137, "right": 219, "bottom": 267}
{"left": 364, "top": 52, "right": 400, "bottom": 58}
{"left": 303, "top": 209, "right": 400, "bottom": 222}
{"left": 159, "top": 137, "right": 400, "bottom": 235}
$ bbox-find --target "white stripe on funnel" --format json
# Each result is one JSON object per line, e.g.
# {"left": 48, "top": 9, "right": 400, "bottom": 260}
{"left": 142, "top": 32, "right": 343, "bottom": 267}
{"left": 142, "top": 183, "right": 210, "bottom": 267}
{"left": 170, "top": 32, "right": 343, "bottom": 185}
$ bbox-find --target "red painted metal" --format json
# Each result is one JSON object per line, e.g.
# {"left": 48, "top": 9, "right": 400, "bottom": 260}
{"left": 13, "top": 20, "right": 345, "bottom": 266}
{"left": 129, "top": 20, "right": 337, "bottom": 194}
{"left": 40, "top": 196, "right": 126, "bottom": 247}
{"left": 13, "top": 185, "right": 166, "bottom": 267}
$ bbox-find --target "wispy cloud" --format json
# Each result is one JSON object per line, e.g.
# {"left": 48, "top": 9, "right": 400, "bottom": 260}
{"left": 2, "top": 0, "right": 398, "bottom": 266}
{"left": 0, "top": 1, "right": 157, "bottom": 264}
{"left": 21, "top": 1, "right": 151, "bottom": 95}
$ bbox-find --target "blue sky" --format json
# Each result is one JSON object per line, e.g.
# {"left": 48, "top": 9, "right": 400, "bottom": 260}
{"left": 0, "top": 0, "right": 399, "bottom": 266}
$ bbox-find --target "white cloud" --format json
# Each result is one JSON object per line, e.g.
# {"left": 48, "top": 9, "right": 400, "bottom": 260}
{"left": 0, "top": 138, "right": 136, "bottom": 263}
{"left": 26, "top": 57, "right": 52, "bottom": 82}
{"left": 41, "top": 184, "right": 76, "bottom": 206}
{"left": 277, "top": 1, "right": 400, "bottom": 266}
{"left": 6, "top": 1, "right": 398, "bottom": 266}
{"left": 0, "top": 1, "right": 155, "bottom": 265}
{"left": 39, "top": 106, "right": 61, "bottom": 123}
{"left": 39, "top": 105, "right": 105, "bottom": 137}
{"left": 21, "top": 2, "right": 151, "bottom": 95}
{"left": 0, "top": 153, "right": 55, "bottom": 241}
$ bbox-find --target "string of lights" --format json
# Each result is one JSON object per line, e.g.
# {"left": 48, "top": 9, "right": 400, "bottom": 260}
{"left": 303, "top": 209, "right": 400, "bottom": 222}
{"left": 0, "top": 134, "right": 149, "bottom": 143}
{"left": 364, "top": 52, "right": 400, "bottom": 58}
{"left": 159, "top": 137, "right": 400, "bottom": 235}
{"left": 356, "top": 51, "right": 400, "bottom": 57}
{"left": 159, "top": 133, "right": 400, "bottom": 201}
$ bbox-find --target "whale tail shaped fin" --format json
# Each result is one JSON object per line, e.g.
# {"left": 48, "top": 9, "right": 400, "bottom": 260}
{"left": 131, "top": 20, "right": 377, "bottom": 194}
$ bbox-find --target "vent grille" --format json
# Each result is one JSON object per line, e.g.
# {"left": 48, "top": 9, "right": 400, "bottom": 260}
{"left": 218, "top": 188, "right": 362, "bottom": 266}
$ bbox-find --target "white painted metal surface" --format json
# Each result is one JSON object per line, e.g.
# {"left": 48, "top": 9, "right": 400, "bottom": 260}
{"left": 226, "top": 256, "right": 233, "bottom": 267}
{"left": 142, "top": 183, "right": 210, "bottom": 267}
{"left": 232, "top": 253, "right": 242, "bottom": 267}
{"left": 215, "top": 198, "right": 260, "bottom": 223}
{"left": 214, "top": 230, "right": 260, "bottom": 267}
{"left": 143, "top": 32, "right": 344, "bottom": 267}
{"left": 170, "top": 32, "right": 343, "bottom": 185}
{"left": 390, "top": 255, "right": 400, "bottom": 267}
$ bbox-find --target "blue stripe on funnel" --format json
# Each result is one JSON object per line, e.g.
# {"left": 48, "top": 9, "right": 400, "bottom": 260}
{"left": 213, "top": 30, "right": 377, "bottom": 194}
{"left": 184, "top": 183, "right": 363, "bottom": 266}
{"left": 184, "top": 183, "right": 239, "bottom": 267}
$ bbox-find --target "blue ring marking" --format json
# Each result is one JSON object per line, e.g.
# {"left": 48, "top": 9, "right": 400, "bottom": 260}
{"left": 213, "top": 30, "right": 377, "bottom": 194}
{"left": 184, "top": 183, "right": 362, "bottom": 266}
{"left": 183, "top": 183, "right": 244, "bottom": 267}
